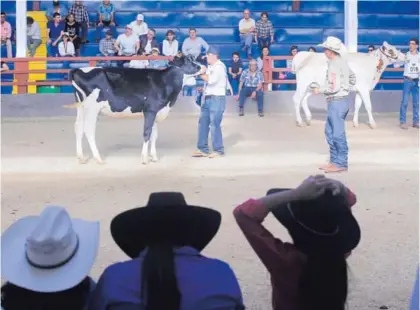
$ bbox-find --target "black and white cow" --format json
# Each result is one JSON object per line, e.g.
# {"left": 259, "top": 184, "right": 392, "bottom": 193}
{"left": 66, "top": 56, "right": 203, "bottom": 165}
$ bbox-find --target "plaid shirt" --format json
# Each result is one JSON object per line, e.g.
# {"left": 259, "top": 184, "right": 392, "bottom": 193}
{"left": 69, "top": 4, "right": 89, "bottom": 23}
{"left": 99, "top": 38, "right": 117, "bottom": 54}
{"left": 240, "top": 69, "right": 264, "bottom": 87}
{"left": 255, "top": 19, "right": 274, "bottom": 38}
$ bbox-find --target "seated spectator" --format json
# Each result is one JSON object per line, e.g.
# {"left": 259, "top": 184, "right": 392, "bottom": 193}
{"left": 162, "top": 29, "right": 178, "bottom": 57}
{"left": 1, "top": 12, "right": 12, "bottom": 58}
{"left": 47, "top": 12, "right": 65, "bottom": 57}
{"left": 238, "top": 9, "right": 256, "bottom": 59}
{"left": 88, "top": 192, "right": 244, "bottom": 309}
{"left": 255, "top": 12, "right": 274, "bottom": 51}
{"left": 182, "top": 28, "right": 209, "bottom": 60}
{"left": 148, "top": 47, "right": 168, "bottom": 69}
{"left": 46, "top": 0, "right": 68, "bottom": 22}
{"left": 1, "top": 61, "right": 9, "bottom": 72}
{"left": 115, "top": 25, "right": 140, "bottom": 67}
{"left": 236, "top": 59, "right": 264, "bottom": 117}
{"left": 233, "top": 175, "right": 360, "bottom": 310}
{"left": 27, "top": 17, "right": 42, "bottom": 57}
{"left": 129, "top": 47, "right": 149, "bottom": 68}
{"left": 183, "top": 73, "right": 197, "bottom": 96}
{"left": 99, "top": 30, "right": 117, "bottom": 67}
{"left": 368, "top": 45, "right": 375, "bottom": 54}
{"left": 58, "top": 32, "right": 75, "bottom": 57}
{"left": 1, "top": 206, "right": 99, "bottom": 310}
{"left": 285, "top": 45, "right": 298, "bottom": 90}
{"left": 65, "top": 13, "right": 82, "bottom": 56}
{"left": 257, "top": 46, "right": 279, "bottom": 91}
{"left": 140, "top": 28, "right": 159, "bottom": 55}
{"left": 68, "top": 1, "right": 89, "bottom": 43}
{"left": 228, "top": 52, "right": 243, "bottom": 95}
{"left": 96, "top": 0, "right": 117, "bottom": 42}
{"left": 129, "top": 13, "right": 148, "bottom": 40}
{"left": 308, "top": 46, "right": 316, "bottom": 52}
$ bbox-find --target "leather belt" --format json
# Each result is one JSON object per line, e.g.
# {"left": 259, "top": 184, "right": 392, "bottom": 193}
{"left": 404, "top": 76, "right": 419, "bottom": 81}
{"left": 326, "top": 95, "right": 348, "bottom": 102}
{"left": 205, "top": 95, "right": 225, "bottom": 99}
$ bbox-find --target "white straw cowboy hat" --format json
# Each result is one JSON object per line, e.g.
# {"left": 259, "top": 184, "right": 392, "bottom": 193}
{"left": 318, "top": 36, "right": 348, "bottom": 55}
{"left": 1, "top": 206, "right": 100, "bottom": 293}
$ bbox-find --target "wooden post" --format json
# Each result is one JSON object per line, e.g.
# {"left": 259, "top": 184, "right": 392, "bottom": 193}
{"left": 263, "top": 56, "right": 271, "bottom": 91}
{"left": 15, "top": 60, "right": 29, "bottom": 94}
{"left": 292, "top": 0, "right": 300, "bottom": 12}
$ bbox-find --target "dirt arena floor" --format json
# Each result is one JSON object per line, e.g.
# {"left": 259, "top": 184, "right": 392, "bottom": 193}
{"left": 1, "top": 113, "right": 419, "bottom": 309}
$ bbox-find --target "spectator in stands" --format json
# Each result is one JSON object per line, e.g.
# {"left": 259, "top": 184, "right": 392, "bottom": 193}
{"left": 183, "top": 73, "right": 197, "bottom": 97}
{"left": 47, "top": 13, "right": 65, "bottom": 57}
{"left": 149, "top": 47, "right": 168, "bottom": 69}
{"left": 96, "top": 0, "right": 117, "bottom": 43}
{"left": 68, "top": 0, "right": 89, "bottom": 44}
{"left": 255, "top": 12, "right": 274, "bottom": 51}
{"left": 46, "top": 0, "right": 68, "bottom": 22}
{"left": 88, "top": 191, "right": 244, "bottom": 309}
{"left": 58, "top": 32, "right": 75, "bottom": 57}
{"left": 65, "top": 13, "right": 82, "bottom": 56}
{"left": 1, "top": 206, "right": 99, "bottom": 310}
{"left": 1, "top": 12, "right": 12, "bottom": 58}
{"left": 115, "top": 25, "right": 140, "bottom": 67}
{"left": 27, "top": 17, "right": 42, "bottom": 57}
{"left": 162, "top": 29, "right": 179, "bottom": 57}
{"left": 129, "top": 47, "right": 149, "bottom": 68}
{"left": 368, "top": 45, "right": 375, "bottom": 54}
{"left": 228, "top": 52, "right": 243, "bottom": 95}
{"left": 308, "top": 46, "right": 316, "bottom": 52}
{"left": 233, "top": 175, "right": 360, "bottom": 310}
{"left": 1, "top": 61, "right": 9, "bottom": 72}
{"left": 285, "top": 45, "right": 298, "bottom": 90}
{"left": 182, "top": 28, "right": 209, "bottom": 60}
{"left": 257, "top": 46, "right": 276, "bottom": 91}
{"left": 140, "top": 28, "right": 159, "bottom": 55}
{"left": 238, "top": 9, "right": 256, "bottom": 59}
{"left": 236, "top": 59, "right": 264, "bottom": 117}
{"left": 99, "top": 30, "right": 117, "bottom": 67}
{"left": 130, "top": 13, "right": 149, "bottom": 40}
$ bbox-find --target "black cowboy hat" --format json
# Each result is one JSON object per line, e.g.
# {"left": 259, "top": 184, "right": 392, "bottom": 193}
{"left": 266, "top": 188, "right": 360, "bottom": 254}
{"left": 110, "top": 192, "right": 221, "bottom": 258}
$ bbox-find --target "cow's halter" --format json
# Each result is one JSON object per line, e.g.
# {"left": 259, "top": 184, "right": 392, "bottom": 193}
{"left": 379, "top": 46, "right": 399, "bottom": 60}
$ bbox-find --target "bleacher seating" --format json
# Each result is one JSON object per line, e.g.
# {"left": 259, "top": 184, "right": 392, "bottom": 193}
{"left": 1, "top": 0, "right": 419, "bottom": 93}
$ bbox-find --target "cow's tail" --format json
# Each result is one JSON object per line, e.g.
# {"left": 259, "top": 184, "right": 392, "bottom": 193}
{"left": 292, "top": 52, "right": 315, "bottom": 75}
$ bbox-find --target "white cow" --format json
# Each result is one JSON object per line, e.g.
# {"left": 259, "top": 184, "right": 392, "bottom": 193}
{"left": 292, "top": 41, "right": 405, "bottom": 128}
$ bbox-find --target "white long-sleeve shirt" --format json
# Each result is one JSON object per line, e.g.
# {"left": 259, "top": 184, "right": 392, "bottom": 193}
{"left": 27, "top": 21, "right": 41, "bottom": 40}
{"left": 204, "top": 59, "right": 228, "bottom": 96}
{"left": 58, "top": 41, "right": 75, "bottom": 56}
{"left": 162, "top": 39, "right": 179, "bottom": 56}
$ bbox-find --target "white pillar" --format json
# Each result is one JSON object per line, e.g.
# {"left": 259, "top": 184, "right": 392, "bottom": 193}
{"left": 344, "top": 0, "right": 358, "bottom": 53}
{"left": 16, "top": 0, "right": 27, "bottom": 57}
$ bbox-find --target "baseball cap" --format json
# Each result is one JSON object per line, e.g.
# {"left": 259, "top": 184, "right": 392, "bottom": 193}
{"left": 207, "top": 45, "right": 220, "bottom": 56}
{"left": 137, "top": 14, "right": 144, "bottom": 21}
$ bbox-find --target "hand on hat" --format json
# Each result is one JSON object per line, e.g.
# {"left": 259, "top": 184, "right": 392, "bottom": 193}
{"left": 294, "top": 175, "right": 343, "bottom": 200}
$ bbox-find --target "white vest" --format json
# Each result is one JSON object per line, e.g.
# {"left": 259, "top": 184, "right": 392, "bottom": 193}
{"left": 403, "top": 51, "right": 420, "bottom": 79}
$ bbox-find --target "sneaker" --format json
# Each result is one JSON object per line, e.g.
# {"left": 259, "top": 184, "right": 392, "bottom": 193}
{"left": 192, "top": 150, "right": 209, "bottom": 157}
{"left": 208, "top": 152, "right": 224, "bottom": 158}
{"left": 239, "top": 107, "right": 244, "bottom": 116}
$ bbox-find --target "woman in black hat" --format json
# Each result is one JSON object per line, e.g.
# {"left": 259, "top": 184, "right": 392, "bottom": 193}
{"left": 233, "top": 175, "right": 360, "bottom": 310}
{"left": 89, "top": 192, "right": 244, "bottom": 310}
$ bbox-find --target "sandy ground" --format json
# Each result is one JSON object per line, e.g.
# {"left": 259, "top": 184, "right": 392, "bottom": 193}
{"left": 1, "top": 113, "right": 419, "bottom": 309}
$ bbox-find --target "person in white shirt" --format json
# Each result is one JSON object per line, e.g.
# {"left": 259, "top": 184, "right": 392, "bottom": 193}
{"left": 162, "top": 29, "right": 179, "bottom": 57}
{"left": 238, "top": 9, "right": 256, "bottom": 59}
{"left": 129, "top": 47, "right": 149, "bottom": 68}
{"left": 114, "top": 24, "right": 140, "bottom": 67}
{"left": 192, "top": 46, "right": 228, "bottom": 158}
{"left": 58, "top": 33, "right": 75, "bottom": 56}
{"left": 129, "top": 13, "right": 148, "bottom": 39}
{"left": 27, "top": 16, "right": 42, "bottom": 57}
{"left": 182, "top": 28, "right": 209, "bottom": 60}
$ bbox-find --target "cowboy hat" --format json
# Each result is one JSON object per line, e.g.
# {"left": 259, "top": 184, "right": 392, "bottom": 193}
{"left": 110, "top": 192, "right": 221, "bottom": 258}
{"left": 318, "top": 36, "right": 348, "bottom": 55}
{"left": 1, "top": 206, "right": 99, "bottom": 293}
{"left": 266, "top": 188, "right": 360, "bottom": 254}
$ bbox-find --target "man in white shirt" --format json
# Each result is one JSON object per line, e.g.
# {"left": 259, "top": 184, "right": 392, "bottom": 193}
{"left": 129, "top": 13, "right": 148, "bottom": 39}
{"left": 238, "top": 9, "right": 256, "bottom": 59}
{"left": 398, "top": 38, "right": 419, "bottom": 129}
{"left": 192, "top": 46, "right": 228, "bottom": 158}
{"left": 27, "top": 16, "right": 42, "bottom": 57}
{"left": 114, "top": 25, "right": 140, "bottom": 67}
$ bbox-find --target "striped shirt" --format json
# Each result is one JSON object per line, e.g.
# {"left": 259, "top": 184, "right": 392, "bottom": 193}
{"left": 99, "top": 38, "right": 116, "bottom": 55}
{"left": 255, "top": 20, "right": 274, "bottom": 38}
{"left": 69, "top": 4, "right": 89, "bottom": 23}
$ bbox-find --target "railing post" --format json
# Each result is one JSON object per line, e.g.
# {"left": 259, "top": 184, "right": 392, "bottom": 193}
{"left": 89, "top": 60, "right": 97, "bottom": 67}
{"left": 263, "top": 56, "right": 271, "bottom": 91}
{"left": 15, "top": 59, "right": 29, "bottom": 94}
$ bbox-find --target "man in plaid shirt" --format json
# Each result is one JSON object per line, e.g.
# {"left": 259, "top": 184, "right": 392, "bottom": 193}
{"left": 69, "top": 0, "right": 89, "bottom": 43}
{"left": 255, "top": 12, "right": 274, "bottom": 50}
{"left": 99, "top": 30, "right": 117, "bottom": 67}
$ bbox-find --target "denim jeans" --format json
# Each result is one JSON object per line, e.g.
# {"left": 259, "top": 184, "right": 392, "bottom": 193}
{"left": 197, "top": 95, "right": 226, "bottom": 154}
{"left": 239, "top": 86, "right": 264, "bottom": 112}
{"left": 257, "top": 37, "right": 271, "bottom": 50}
{"left": 325, "top": 97, "right": 350, "bottom": 168}
{"left": 229, "top": 77, "right": 239, "bottom": 95}
{"left": 47, "top": 41, "right": 59, "bottom": 57}
{"left": 400, "top": 77, "right": 419, "bottom": 125}
{"left": 27, "top": 37, "right": 42, "bottom": 57}
{"left": 240, "top": 33, "right": 253, "bottom": 57}
{"left": 183, "top": 85, "right": 197, "bottom": 96}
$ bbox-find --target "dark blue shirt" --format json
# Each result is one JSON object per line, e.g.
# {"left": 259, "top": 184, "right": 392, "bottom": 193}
{"left": 88, "top": 246, "right": 244, "bottom": 310}
{"left": 47, "top": 20, "right": 65, "bottom": 40}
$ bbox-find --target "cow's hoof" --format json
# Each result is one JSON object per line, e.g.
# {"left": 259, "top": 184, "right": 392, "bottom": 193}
{"left": 151, "top": 156, "right": 159, "bottom": 162}
{"left": 353, "top": 122, "right": 359, "bottom": 128}
{"left": 142, "top": 156, "right": 149, "bottom": 165}
{"left": 296, "top": 121, "right": 304, "bottom": 127}
{"left": 305, "top": 119, "right": 311, "bottom": 126}
{"left": 368, "top": 122, "right": 376, "bottom": 129}
{"left": 78, "top": 156, "right": 89, "bottom": 164}
{"left": 95, "top": 158, "right": 106, "bottom": 165}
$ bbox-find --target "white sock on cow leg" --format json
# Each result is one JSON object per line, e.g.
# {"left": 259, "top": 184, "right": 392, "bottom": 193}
{"left": 353, "top": 93, "right": 363, "bottom": 127}
{"left": 301, "top": 93, "right": 312, "bottom": 125}
{"left": 75, "top": 106, "right": 88, "bottom": 163}
{"left": 150, "top": 123, "right": 159, "bottom": 162}
{"left": 141, "top": 140, "right": 150, "bottom": 165}
{"left": 363, "top": 94, "right": 376, "bottom": 129}
{"left": 293, "top": 91, "right": 304, "bottom": 126}
{"left": 84, "top": 107, "right": 104, "bottom": 164}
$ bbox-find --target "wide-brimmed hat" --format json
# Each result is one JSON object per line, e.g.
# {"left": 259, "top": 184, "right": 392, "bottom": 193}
{"left": 267, "top": 188, "right": 360, "bottom": 254}
{"left": 111, "top": 192, "right": 221, "bottom": 258}
{"left": 1, "top": 206, "right": 99, "bottom": 293}
{"left": 318, "top": 36, "right": 348, "bottom": 55}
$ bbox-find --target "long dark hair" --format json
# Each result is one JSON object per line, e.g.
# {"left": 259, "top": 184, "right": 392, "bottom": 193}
{"left": 141, "top": 244, "right": 181, "bottom": 310}
{"left": 299, "top": 251, "right": 348, "bottom": 310}
{"left": 1, "top": 277, "right": 91, "bottom": 310}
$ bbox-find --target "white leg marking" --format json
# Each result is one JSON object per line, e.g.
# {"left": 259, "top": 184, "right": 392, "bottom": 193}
{"left": 150, "top": 123, "right": 158, "bottom": 162}
{"left": 353, "top": 92, "right": 363, "bottom": 128}
{"left": 301, "top": 92, "right": 312, "bottom": 125}
{"left": 155, "top": 104, "right": 171, "bottom": 123}
{"left": 360, "top": 90, "right": 376, "bottom": 129}
{"left": 293, "top": 89, "right": 305, "bottom": 126}
{"left": 141, "top": 140, "right": 150, "bottom": 165}
{"left": 71, "top": 80, "right": 87, "bottom": 101}
{"left": 74, "top": 92, "right": 88, "bottom": 164}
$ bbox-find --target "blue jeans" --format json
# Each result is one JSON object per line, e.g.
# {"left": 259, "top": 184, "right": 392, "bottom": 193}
{"left": 400, "top": 77, "right": 419, "bottom": 124}
{"left": 240, "top": 33, "right": 253, "bottom": 57}
{"left": 239, "top": 86, "right": 264, "bottom": 112}
{"left": 183, "top": 85, "right": 197, "bottom": 96}
{"left": 47, "top": 40, "right": 59, "bottom": 57}
{"left": 229, "top": 77, "right": 239, "bottom": 95}
{"left": 197, "top": 95, "right": 226, "bottom": 154}
{"left": 27, "top": 37, "right": 42, "bottom": 57}
{"left": 257, "top": 37, "right": 271, "bottom": 50}
{"left": 325, "top": 97, "right": 350, "bottom": 168}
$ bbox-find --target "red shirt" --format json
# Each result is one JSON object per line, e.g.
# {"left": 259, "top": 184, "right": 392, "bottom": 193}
{"left": 233, "top": 189, "right": 357, "bottom": 310}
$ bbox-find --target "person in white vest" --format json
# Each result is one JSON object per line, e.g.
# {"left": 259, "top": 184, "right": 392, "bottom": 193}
{"left": 192, "top": 45, "right": 228, "bottom": 158}
{"left": 1, "top": 206, "right": 99, "bottom": 310}
{"left": 394, "top": 38, "right": 419, "bottom": 130}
